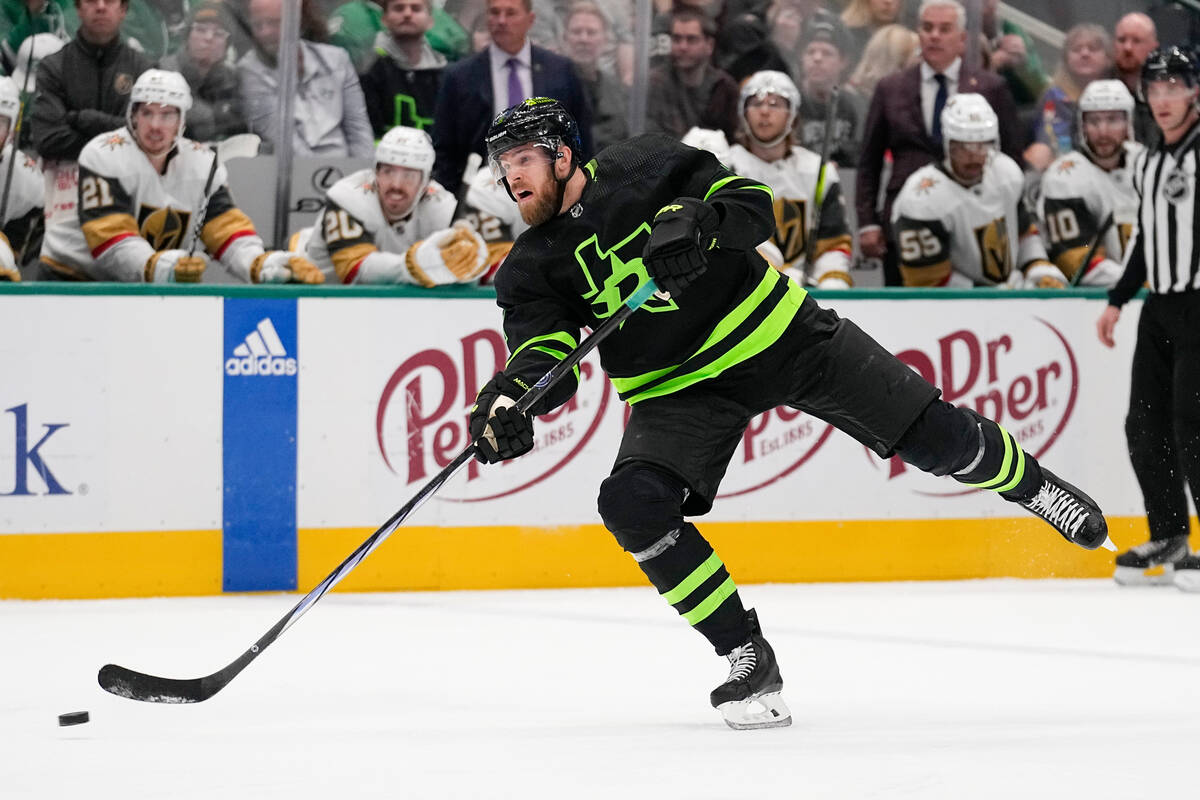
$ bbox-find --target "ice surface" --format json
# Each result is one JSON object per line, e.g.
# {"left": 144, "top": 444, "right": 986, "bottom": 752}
{"left": 3, "top": 579, "right": 1199, "bottom": 799}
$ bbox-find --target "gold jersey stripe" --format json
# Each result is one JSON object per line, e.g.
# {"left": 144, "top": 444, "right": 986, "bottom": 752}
{"left": 202, "top": 208, "right": 257, "bottom": 257}
{"left": 82, "top": 212, "right": 139, "bottom": 253}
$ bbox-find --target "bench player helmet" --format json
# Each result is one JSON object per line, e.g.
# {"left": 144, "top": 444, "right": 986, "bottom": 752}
{"left": 485, "top": 97, "right": 583, "bottom": 201}
{"left": 126, "top": 69, "right": 193, "bottom": 151}
{"left": 739, "top": 70, "right": 800, "bottom": 147}
{"left": 1077, "top": 79, "right": 1134, "bottom": 158}
{"left": 939, "top": 93, "right": 998, "bottom": 180}
{"left": 375, "top": 126, "right": 436, "bottom": 197}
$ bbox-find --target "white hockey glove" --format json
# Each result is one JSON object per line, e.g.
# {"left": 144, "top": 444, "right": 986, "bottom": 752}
{"left": 1076, "top": 257, "right": 1123, "bottom": 288}
{"left": 251, "top": 251, "right": 325, "bottom": 284}
{"left": 1023, "top": 261, "right": 1068, "bottom": 289}
{"left": 405, "top": 222, "right": 489, "bottom": 286}
{"left": 681, "top": 127, "right": 731, "bottom": 163}
{"left": 145, "top": 249, "right": 206, "bottom": 283}
{"left": 811, "top": 248, "right": 854, "bottom": 289}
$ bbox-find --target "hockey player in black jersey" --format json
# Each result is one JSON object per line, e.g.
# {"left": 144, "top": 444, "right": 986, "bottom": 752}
{"left": 469, "top": 98, "right": 1113, "bottom": 730}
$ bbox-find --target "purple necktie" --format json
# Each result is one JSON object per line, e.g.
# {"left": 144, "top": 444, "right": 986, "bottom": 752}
{"left": 506, "top": 57, "right": 523, "bottom": 108}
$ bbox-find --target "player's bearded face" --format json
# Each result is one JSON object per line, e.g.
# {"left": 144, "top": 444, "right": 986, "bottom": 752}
{"left": 1082, "top": 110, "right": 1127, "bottom": 159}
{"left": 375, "top": 164, "right": 425, "bottom": 221}
{"left": 132, "top": 103, "right": 181, "bottom": 157}
{"left": 497, "top": 144, "right": 562, "bottom": 226}
{"left": 946, "top": 140, "right": 991, "bottom": 185}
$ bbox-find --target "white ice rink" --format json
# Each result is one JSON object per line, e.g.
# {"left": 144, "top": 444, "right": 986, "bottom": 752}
{"left": 4, "top": 579, "right": 1199, "bottom": 799}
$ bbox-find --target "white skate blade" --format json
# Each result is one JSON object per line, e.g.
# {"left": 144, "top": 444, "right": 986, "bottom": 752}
{"left": 717, "top": 691, "right": 792, "bottom": 730}
{"left": 1114, "top": 565, "right": 1175, "bottom": 587}
{"left": 1100, "top": 536, "right": 1117, "bottom": 552}
{"left": 1174, "top": 570, "right": 1200, "bottom": 593}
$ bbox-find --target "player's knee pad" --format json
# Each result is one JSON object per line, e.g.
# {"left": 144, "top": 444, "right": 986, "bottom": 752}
{"left": 597, "top": 464, "right": 687, "bottom": 554}
{"left": 893, "top": 399, "right": 980, "bottom": 476}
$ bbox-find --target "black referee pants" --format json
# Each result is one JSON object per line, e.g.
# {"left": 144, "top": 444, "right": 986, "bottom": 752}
{"left": 1125, "top": 291, "right": 1200, "bottom": 541}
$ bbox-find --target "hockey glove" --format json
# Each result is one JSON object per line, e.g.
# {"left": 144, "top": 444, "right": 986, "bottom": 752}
{"left": 1023, "top": 261, "right": 1068, "bottom": 289}
{"left": 251, "top": 251, "right": 326, "bottom": 284}
{"left": 643, "top": 197, "right": 719, "bottom": 298}
{"left": 0, "top": 266, "right": 18, "bottom": 281}
{"left": 405, "top": 221, "right": 489, "bottom": 286}
{"left": 469, "top": 373, "right": 535, "bottom": 464}
{"left": 145, "top": 249, "right": 206, "bottom": 283}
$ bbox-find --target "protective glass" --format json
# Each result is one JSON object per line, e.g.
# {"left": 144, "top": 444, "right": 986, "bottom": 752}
{"left": 946, "top": 140, "right": 994, "bottom": 156}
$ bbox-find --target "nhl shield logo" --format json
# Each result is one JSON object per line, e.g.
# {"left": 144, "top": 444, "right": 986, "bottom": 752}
{"left": 1163, "top": 167, "right": 1191, "bottom": 205}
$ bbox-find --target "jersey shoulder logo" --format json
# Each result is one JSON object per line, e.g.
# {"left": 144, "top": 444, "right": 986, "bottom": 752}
{"left": 915, "top": 175, "right": 938, "bottom": 195}
{"left": 101, "top": 132, "right": 129, "bottom": 151}
{"left": 1056, "top": 158, "right": 1077, "bottom": 174}
{"left": 574, "top": 224, "right": 677, "bottom": 318}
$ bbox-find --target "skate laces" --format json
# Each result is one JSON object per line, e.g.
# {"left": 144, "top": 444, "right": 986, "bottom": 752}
{"left": 724, "top": 642, "right": 758, "bottom": 683}
{"left": 1023, "top": 481, "right": 1088, "bottom": 538}
{"left": 1130, "top": 537, "right": 1186, "bottom": 558}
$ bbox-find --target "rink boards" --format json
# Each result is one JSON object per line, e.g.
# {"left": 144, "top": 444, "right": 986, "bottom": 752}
{"left": 0, "top": 286, "right": 1172, "bottom": 598}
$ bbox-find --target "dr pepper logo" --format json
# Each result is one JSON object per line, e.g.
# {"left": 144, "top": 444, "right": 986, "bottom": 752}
{"left": 375, "top": 328, "right": 611, "bottom": 501}
{"left": 879, "top": 317, "right": 1078, "bottom": 495}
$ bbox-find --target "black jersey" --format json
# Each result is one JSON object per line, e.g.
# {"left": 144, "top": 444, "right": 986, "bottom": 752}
{"left": 494, "top": 133, "right": 808, "bottom": 412}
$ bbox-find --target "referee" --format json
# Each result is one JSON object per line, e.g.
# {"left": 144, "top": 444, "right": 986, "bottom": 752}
{"left": 1096, "top": 47, "right": 1200, "bottom": 592}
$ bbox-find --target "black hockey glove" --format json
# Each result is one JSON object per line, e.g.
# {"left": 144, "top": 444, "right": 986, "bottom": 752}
{"left": 642, "top": 197, "right": 720, "bottom": 298}
{"left": 469, "top": 373, "right": 535, "bottom": 464}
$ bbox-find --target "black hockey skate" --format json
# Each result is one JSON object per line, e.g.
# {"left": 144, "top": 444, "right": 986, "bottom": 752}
{"left": 1173, "top": 553, "right": 1200, "bottom": 593}
{"left": 1114, "top": 534, "right": 1190, "bottom": 586}
{"left": 710, "top": 609, "right": 791, "bottom": 730}
{"left": 1017, "top": 468, "right": 1113, "bottom": 551}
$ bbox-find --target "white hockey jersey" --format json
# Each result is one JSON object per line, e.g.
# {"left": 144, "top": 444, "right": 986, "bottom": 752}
{"left": 41, "top": 128, "right": 267, "bottom": 282}
{"left": 891, "top": 153, "right": 1047, "bottom": 287}
{"left": 1038, "top": 142, "right": 1143, "bottom": 286}
{"left": 0, "top": 143, "right": 44, "bottom": 270}
{"left": 302, "top": 168, "right": 460, "bottom": 284}
{"left": 725, "top": 143, "right": 853, "bottom": 285}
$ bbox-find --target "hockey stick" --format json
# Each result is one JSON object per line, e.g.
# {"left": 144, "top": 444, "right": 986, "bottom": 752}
{"left": 452, "top": 152, "right": 484, "bottom": 221}
{"left": 803, "top": 85, "right": 840, "bottom": 272}
{"left": 98, "top": 278, "right": 662, "bottom": 704}
{"left": 187, "top": 134, "right": 262, "bottom": 256}
{"left": 1069, "top": 211, "right": 1115, "bottom": 287}
{"left": 0, "top": 28, "right": 36, "bottom": 224}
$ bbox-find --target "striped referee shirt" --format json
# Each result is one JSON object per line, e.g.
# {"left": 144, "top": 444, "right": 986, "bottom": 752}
{"left": 1108, "top": 118, "right": 1200, "bottom": 307}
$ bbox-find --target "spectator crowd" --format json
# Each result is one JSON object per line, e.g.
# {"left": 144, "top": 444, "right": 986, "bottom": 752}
{"left": 0, "top": 0, "right": 1194, "bottom": 286}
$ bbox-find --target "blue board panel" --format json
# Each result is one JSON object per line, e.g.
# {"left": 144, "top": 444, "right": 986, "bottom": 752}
{"left": 222, "top": 298, "right": 298, "bottom": 591}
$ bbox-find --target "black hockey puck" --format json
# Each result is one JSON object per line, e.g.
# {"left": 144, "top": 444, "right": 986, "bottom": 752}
{"left": 58, "top": 711, "right": 90, "bottom": 726}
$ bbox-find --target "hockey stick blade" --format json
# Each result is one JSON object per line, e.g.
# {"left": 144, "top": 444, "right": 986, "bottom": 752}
{"left": 98, "top": 280, "right": 659, "bottom": 704}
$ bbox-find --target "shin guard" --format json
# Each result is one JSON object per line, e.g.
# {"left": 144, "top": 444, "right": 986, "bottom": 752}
{"left": 598, "top": 466, "right": 749, "bottom": 654}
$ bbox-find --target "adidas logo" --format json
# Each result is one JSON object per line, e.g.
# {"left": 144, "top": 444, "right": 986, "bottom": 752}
{"left": 224, "top": 318, "right": 297, "bottom": 377}
{"left": 1024, "top": 484, "right": 1087, "bottom": 540}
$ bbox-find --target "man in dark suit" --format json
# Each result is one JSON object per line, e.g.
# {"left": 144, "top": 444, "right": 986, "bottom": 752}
{"left": 856, "top": 0, "right": 1022, "bottom": 285}
{"left": 431, "top": 0, "right": 593, "bottom": 194}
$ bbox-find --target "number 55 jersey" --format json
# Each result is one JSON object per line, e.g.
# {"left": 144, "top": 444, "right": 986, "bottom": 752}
{"left": 891, "top": 152, "right": 1048, "bottom": 287}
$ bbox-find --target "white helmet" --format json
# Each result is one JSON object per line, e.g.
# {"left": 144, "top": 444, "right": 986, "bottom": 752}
{"left": 1077, "top": 79, "right": 1133, "bottom": 156}
{"left": 375, "top": 126, "right": 435, "bottom": 194}
{"left": 127, "top": 69, "right": 193, "bottom": 151}
{"left": 940, "top": 93, "right": 999, "bottom": 144}
{"left": 739, "top": 70, "right": 801, "bottom": 147}
{"left": 0, "top": 77, "right": 20, "bottom": 132}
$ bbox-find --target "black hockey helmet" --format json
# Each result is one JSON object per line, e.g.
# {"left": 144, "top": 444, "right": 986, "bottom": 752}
{"left": 485, "top": 97, "right": 583, "bottom": 202}
{"left": 1140, "top": 46, "right": 1199, "bottom": 97}
{"left": 485, "top": 97, "right": 583, "bottom": 170}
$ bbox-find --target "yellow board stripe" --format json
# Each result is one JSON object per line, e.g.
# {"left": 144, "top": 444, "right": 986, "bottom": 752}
{"left": 0, "top": 518, "right": 1188, "bottom": 599}
{"left": 0, "top": 530, "right": 221, "bottom": 599}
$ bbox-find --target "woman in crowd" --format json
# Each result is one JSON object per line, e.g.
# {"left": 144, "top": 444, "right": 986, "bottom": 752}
{"left": 1024, "top": 23, "right": 1113, "bottom": 170}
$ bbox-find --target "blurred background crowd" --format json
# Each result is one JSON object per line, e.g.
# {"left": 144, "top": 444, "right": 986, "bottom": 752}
{"left": 0, "top": 0, "right": 1195, "bottom": 286}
